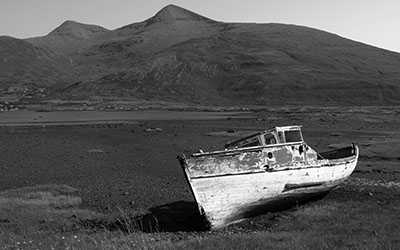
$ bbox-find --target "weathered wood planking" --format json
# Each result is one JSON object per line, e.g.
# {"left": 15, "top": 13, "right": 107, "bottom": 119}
{"left": 188, "top": 156, "right": 357, "bottom": 228}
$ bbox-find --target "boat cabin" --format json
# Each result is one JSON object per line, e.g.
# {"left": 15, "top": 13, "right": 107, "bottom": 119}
{"left": 225, "top": 126, "right": 303, "bottom": 149}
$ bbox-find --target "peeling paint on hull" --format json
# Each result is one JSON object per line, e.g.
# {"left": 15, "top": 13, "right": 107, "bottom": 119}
{"left": 178, "top": 126, "right": 359, "bottom": 229}
{"left": 188, "top": 158, "right": 357, "bottom": 229}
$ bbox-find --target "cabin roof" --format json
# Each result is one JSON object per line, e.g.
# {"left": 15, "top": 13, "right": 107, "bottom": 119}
{"left": 268, "top": 125, "right": 302, "bottom": 133}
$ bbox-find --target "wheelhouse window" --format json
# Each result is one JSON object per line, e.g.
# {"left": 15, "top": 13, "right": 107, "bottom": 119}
{"left": 263, "top": 134, "right": 276, "bottom": 145}
{"left": 225, "top": 134, "right": 262, "bottom": 149}
{"left": 241, "top": 137, "right": 261, "bottom": 148}
{"left": 284, "top": 130, "right": 303, "bottom": 143}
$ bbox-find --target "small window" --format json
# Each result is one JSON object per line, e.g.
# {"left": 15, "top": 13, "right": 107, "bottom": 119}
{"left": 263, "top": 134, "right": 276, "bottom": 145}
{"left": 278, "top": 131, "right": 284, "bottom": 143}
{"left": 285, "top": 130, "right": 303, "bottom": 143}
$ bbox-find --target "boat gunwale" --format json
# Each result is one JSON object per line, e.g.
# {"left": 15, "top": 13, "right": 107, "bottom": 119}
{"left": 191, "top": 141, "right": 306, "bottom": 157}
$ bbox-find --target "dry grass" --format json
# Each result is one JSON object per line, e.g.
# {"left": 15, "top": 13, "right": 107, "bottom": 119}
{"left": 1, "top": 181, "right": 399, "bottom": 250}
{"left": 0, "top": 184, "right": 81, "bottom": 207}
{"left": 0, "top": 184, "right": 100, "bottom": 248}
{"left": 149, "top": 198, "right": 400, "bottom": 250}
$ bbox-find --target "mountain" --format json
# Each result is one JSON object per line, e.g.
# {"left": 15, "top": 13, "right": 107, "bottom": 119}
{"left": 0, "top": 36, "right": 71, "bottom": 87}
{"left": 26, "top": 21, "right": 109, "bottom": 53}
{"left": 1, "top": 4, "right": 400, "bottom": 107}
{"left": 47, "top": 20, "right": 109, "bottom": 39}
{"left": 146, "top": 4, "right": 213, "bottom": 23}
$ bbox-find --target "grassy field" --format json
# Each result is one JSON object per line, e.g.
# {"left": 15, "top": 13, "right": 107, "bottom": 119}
{"left": 1, "top": 175, "right": 399, "bottom": 250}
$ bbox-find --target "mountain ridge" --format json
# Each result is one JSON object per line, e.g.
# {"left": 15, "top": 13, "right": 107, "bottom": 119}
{"left": 47, "top": 20, "right": 109, "bottom": 39}
{"left": 25, "top": 21, "right": 109, "bottom": 53}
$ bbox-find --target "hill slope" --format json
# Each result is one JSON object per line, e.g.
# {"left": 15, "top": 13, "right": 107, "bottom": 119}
{"left": 0, "top": 36, "right": 71, "bottom": 87}
{"left": 1, "top": 4, "right": 400, "bottom": 106}
{"left": 26, "top": 21, "right": 109, "bottom": 52}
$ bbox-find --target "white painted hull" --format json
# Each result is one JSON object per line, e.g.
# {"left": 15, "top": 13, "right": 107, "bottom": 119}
{"left": 180, "top": 145, "right": 358, "bottom": 229}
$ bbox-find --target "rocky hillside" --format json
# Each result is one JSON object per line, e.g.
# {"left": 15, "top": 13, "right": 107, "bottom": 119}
{"left": 1, "top": 4, "right": 400, "bottom": 107}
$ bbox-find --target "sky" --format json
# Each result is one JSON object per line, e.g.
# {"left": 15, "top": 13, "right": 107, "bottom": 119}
{"left": 1, "top": 0, "right": 400, "bottom": 53}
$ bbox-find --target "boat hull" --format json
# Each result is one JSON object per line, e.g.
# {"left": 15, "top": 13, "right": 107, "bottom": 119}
{"left": 181, "top": 149, "right": 358, "bottom": 229}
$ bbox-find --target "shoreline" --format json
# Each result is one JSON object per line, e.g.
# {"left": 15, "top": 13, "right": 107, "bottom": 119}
{"left": 0, "top": 110, "right": 253, "bottom": 126}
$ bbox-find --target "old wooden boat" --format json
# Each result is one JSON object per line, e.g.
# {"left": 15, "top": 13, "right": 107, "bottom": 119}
{"left": 178, "top": 125, "right": 359, "bottom": 229}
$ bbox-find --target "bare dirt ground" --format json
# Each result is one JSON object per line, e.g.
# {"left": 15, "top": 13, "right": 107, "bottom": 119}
{"left": 0, "top": 108, "right": 399, "bottom": 234}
